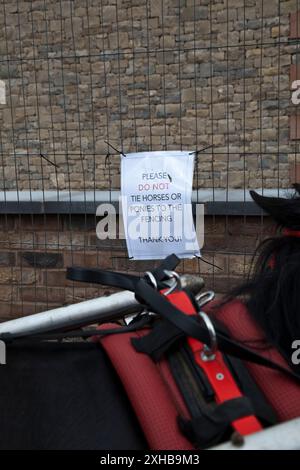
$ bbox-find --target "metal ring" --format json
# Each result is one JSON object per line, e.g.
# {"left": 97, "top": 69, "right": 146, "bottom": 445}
{"left": 144, "top": 271, "right": 157, "bottom": 289}
{"left": 163, "top": 270, "right": 182, "bottom": 296}
{"left": 198, "top": 311, "right": 218, "bottom": 361}
{"left": 196, "top": 290, "right": 215, "bottom": 308}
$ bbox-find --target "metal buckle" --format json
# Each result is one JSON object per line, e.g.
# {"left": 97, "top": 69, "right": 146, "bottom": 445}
{"left": 144, "top": 271, "right": 158, "bottom": 290}
{"left": 198, "top": 310, "right": 218, "bottom": 361}
{"left": 196, "top": 290, "right": 215, "bottom": 308}
{"left": 162, "top": 270, "right": 182, "bottom": 296}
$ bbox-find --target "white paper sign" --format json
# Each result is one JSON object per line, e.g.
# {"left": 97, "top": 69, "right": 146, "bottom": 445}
{"left": 121, "top": 151, "right": 200, "bottom": 260}
{"left": 0, "top": 80, "right": 6, "bottom": 105}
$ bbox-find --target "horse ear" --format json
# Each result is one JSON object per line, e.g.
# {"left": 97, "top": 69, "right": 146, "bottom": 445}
{"left": 293, "top": 183, "right": 300, "bottom": 196}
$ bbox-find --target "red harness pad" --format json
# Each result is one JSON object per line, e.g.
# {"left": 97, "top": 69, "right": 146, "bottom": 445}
{"left": 97, "top": 324, "right": 194, "bottom": 450}
{"left": 209, "top": 300, "right": 300, "bottom": 422}
{"left": 165, "top": 291, "right": 262, "bottom": 436}
{"left": 97, "top": 291, "right": 267, "bottom": 449}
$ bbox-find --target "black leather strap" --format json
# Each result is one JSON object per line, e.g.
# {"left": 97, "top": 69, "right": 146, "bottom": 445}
{"left": 179, "top": 397, "right": 255, "bottom": 448}
{"left": 24, "top": 252, "right": 300, "bottom": 383}
{"left": 66, "top": 267, "right": 140, "bottom": 291}
{"left": 133, "top": 278, "right": 300, "bottom": 383}
{"left": 66, "top": 254, "right": 180, "bottom": 291}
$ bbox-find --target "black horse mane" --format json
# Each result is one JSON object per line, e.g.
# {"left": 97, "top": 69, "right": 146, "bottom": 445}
{"left": 223, "top": 227, "right": 300, "bottom": 369}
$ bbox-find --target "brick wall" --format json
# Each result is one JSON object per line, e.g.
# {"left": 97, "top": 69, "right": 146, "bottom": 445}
{"left": 0, "top": 213, "right": 275, "bottom": 321}
{"left": 0, "top": 0, "right": 295, "bottom": 321}
{"left": 0, "top": 0, "right": 298, "bottom": 191}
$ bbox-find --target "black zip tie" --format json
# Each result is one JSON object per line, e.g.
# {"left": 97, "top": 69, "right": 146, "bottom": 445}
{"left": 40, "top": 153, "right": 60, "bottom": 169}
{"left": 189, "top": 144, "right": 214, "bottom": 155}
{"left": 195, "top": 254, "right": 223, "bottom": 271}
{"left": 105, "top": 153, "right": 111, "bottom": 167}
{"left": 104, "top": 140, "right": 126, "bottom": 157}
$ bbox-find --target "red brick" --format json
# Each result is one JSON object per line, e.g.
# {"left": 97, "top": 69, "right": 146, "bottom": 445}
{"left": 290, "top": 162, "right": 300, "bottom": 183}
{"left": 0, "top": 302, "right": 19, "bottom": 320}
{"left": 64, "top": 251, "right": 113, "bottom": 269}
{"left": 290, "top": 11, "right": 300, "bottom": 38}
{"left": 17, "top": 269, "right": 43, "bottom": 285}
{"left": 0, "top": 286, "right": 16, "bottom": 302}
{"left": 204, "top": 216, "right": 227, "bottom": 235}
{"left": 179, "top": 253, "right": 227, "bottom": 275}
{"left": 290, "top": 114, "right": 300, "bottom": 140}
{"left": 65, "top": 287, "right": 110, "bottom": 303}
{"left": 16, "top": 214, "right": 63, "bottom": 231}
{"left": 63, "top": 215, "right": 97, "bottom": 232}
{"left": 290, "top": 64, "right": 300, "bottom": 83}
{"left": 0, "top": 268, "right": 17, "bottom": 284}
{"left": 203, "top": 275, "right": 242, "bottom": 295}
{"left": 0, "top": 251, "right": 16, "bottom": 266}
{"left": 227, "top": 217, "right": 274, "bottom": 236}
{"left": 35, "top": 232, "right": 86, "bottom": 251}
{"left": 0, "top": 302, "right": 62, "bottom": 321}
{"left": 20, "top": 251, "right": 64, "bottom": 268}
{"left": 0, "top": 213, "right": 286, "bottom": 321}
{"left": 228, "top": 254, "right": 253, "bottom": 276}
{"left": 0, "top": 215, "right": 15, "bottom": 231}
{"left": 43, "top": 269, "right": 99, "bottom": 288}
{"left": 202, "top": 235, "right": 228, "bottom": 251}
{"left": 43, "top": 270, "right": 68, "bottom": 287}
{"left": 89, "top": 234, "right": 127, "bottom": 251}
{"left": 203, "top": 233, "right": 258, "bottom": 252}
{"left": 0, "top": 232, "right": 36, "bottom": 250}
{"left": 20, "top": 287, "right": 66, "bottom": 303}
{"left": 111, "top": 257, "right": 159, "bottom": 273}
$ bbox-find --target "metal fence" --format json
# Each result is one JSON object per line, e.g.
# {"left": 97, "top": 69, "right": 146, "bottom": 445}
{"left": 0, "top": 0, "right": 298, "bottom": 318}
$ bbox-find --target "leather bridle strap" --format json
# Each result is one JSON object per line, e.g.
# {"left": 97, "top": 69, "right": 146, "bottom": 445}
{"left": 133, "top": 279, "right": 300, "bottom": 384}
{"left": 66, "top": 254, "right": 180, "bottom": 291}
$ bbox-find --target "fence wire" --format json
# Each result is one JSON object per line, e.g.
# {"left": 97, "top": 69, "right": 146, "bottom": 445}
{"left": 0, "top": 0, "right": 298, "bottom": 318}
